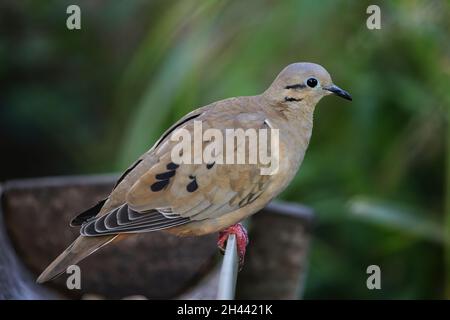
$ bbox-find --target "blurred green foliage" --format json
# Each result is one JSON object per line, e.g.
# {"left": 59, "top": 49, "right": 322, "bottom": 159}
{"left": 1, "top": 0, "right": 449, "bottom": 298}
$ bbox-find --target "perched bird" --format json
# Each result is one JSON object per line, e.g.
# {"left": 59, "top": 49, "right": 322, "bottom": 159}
{"left": 37, "top": 62, "right": 351, "bottom": 283}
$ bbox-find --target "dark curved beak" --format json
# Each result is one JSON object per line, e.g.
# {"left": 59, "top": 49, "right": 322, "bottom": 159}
{"left": 324, "top": 84, "right": 352, "bottom": 101}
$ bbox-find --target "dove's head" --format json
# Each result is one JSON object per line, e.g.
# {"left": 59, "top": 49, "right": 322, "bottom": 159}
{"left": 265, "top": 62, "right": 352, "bottom": 108}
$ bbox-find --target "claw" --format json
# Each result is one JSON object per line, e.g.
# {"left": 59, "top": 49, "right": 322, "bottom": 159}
{"left": 217, "top": 223, "right": 249, "bottom": 270}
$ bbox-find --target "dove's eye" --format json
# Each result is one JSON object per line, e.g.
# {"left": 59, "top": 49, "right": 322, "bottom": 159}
{"left": 306, "top": 77, "right": 318, "bottom": 88}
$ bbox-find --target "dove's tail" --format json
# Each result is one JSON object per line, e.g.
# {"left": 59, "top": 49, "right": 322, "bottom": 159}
{"left": 36, "top": 234, "right": 117, "bottom": 283}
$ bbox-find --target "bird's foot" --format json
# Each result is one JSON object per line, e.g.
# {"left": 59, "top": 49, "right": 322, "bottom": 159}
{"left": 217, "top": 223, "right": 249, "bottom": 270}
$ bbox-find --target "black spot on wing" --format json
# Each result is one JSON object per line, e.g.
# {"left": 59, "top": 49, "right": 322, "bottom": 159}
{"left": 167, "top": 162, "right": 179, "bottom": 170}
{"left": 152, "top": 166, "right": 177, "bottom": 192}
{"left": 187, "top": 178, "right": 198, "bottom": 192}
{"left": 150, "top": 179, "right": 170, "bottom": 192}
{"left": 155, "top": 170, "right": 176, "bottom": 180}
{"left": 206, "top": 162, "right": 215, "bottom": 169}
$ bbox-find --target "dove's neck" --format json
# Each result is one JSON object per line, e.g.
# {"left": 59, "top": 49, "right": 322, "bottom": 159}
{"left": 262, "top": 95, "right": 315, "bottom": 136}
{"left": 281, "top": 103, "right": 315, "bottom": 154}
{"left": 258, "top": 94, "right": 316, "bottom": 165}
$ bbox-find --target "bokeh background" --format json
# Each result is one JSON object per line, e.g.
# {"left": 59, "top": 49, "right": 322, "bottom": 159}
{"left": 1, "top": 0, "right": 449, "bottom": 299}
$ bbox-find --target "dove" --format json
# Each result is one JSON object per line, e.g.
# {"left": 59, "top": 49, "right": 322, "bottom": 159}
{"left": 37, "top": 62, "right": 351, "bottom": 283}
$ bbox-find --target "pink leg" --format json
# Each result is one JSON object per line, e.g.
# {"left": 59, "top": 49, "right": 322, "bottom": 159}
{"left": 217, "top": 223, "right": 249, "bottom": 269}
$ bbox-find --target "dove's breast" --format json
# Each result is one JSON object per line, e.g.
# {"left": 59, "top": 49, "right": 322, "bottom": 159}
{"left": 167, "top": 132, "right": 308, "bottom": 236}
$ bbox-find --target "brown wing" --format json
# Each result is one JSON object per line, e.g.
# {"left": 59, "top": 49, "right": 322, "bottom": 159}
{"left": 79, "top": 109, "right": 274, "bottom": 236}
